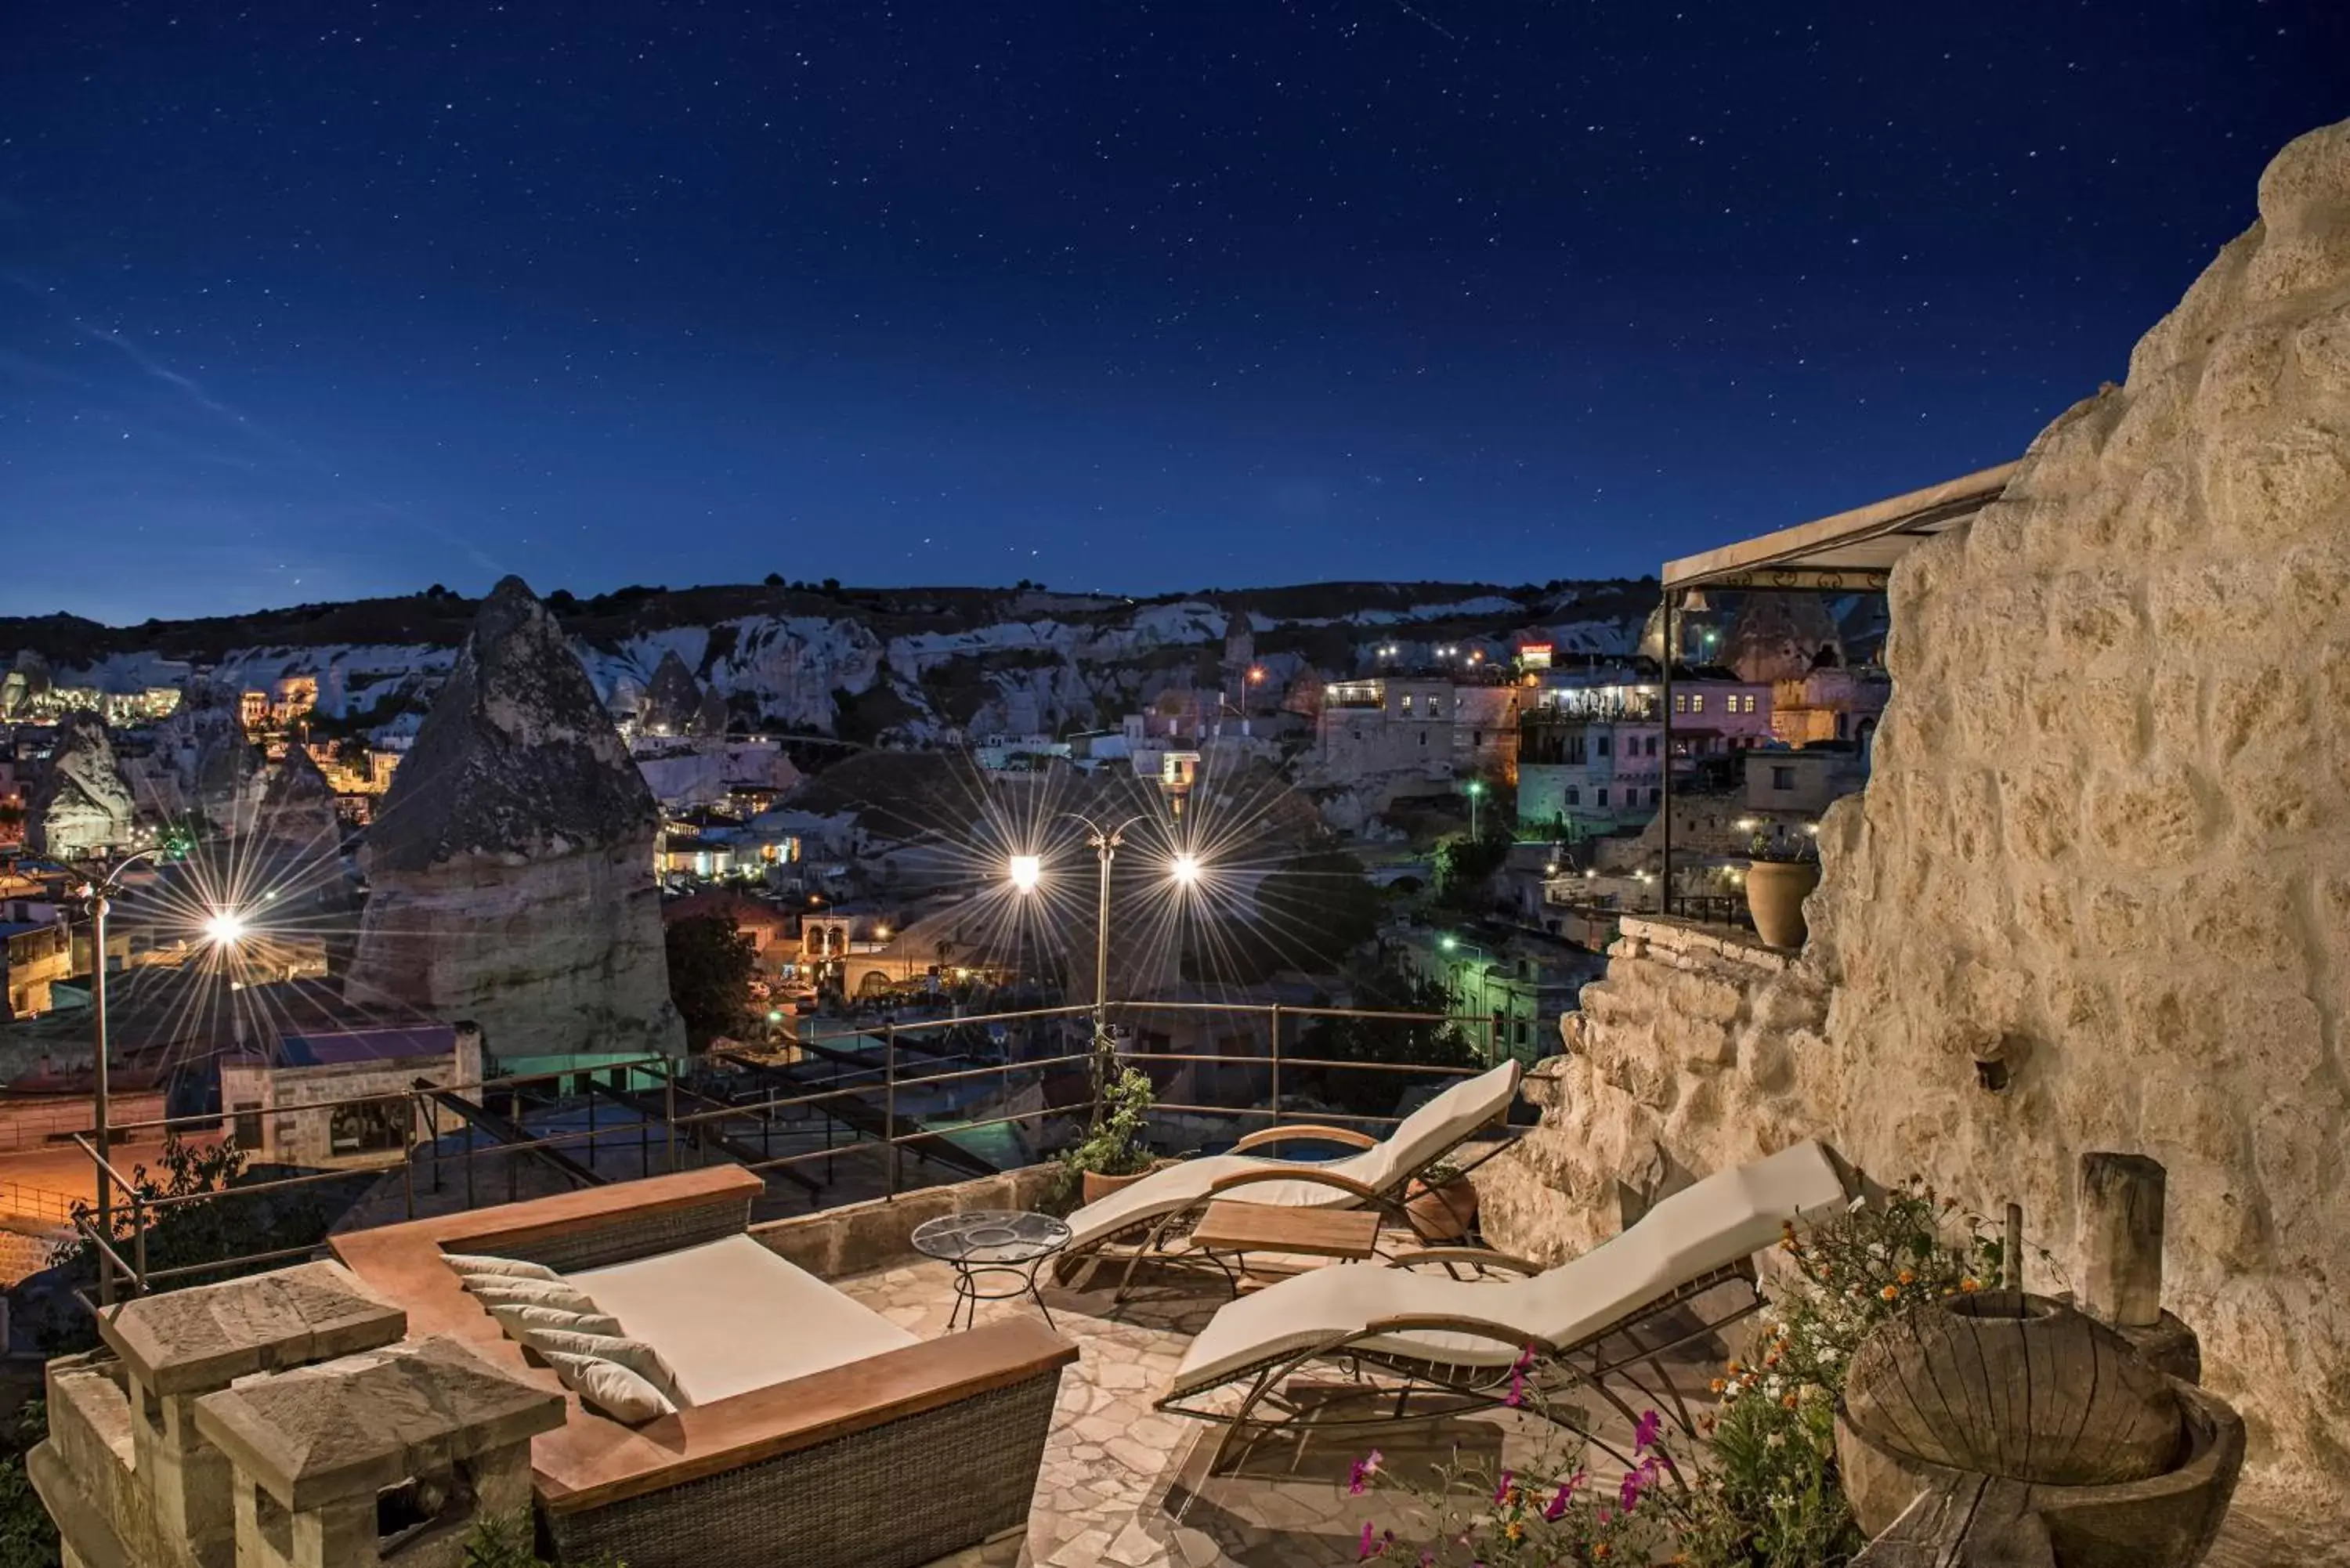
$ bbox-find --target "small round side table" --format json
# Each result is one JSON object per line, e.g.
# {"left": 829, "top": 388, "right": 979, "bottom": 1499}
{"left": 910, "top": 1209, "right": 1072, "bottom": 1331}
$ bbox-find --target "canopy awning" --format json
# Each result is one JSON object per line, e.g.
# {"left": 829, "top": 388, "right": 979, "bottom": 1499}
{"left": 1661, "top": 461, "right": 2019, "bottom": 592}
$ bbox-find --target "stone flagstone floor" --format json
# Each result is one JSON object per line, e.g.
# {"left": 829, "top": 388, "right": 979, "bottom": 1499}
{"left": 836, "top": 1248, "right": 2317, "bottom": 1568}
{"left": 836, "top": 1248, "right": 1690, "bottom": 1568}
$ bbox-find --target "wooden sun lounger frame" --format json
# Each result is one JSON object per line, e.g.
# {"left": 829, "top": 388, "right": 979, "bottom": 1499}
{"left": 1153, "top": 1246, "right": 1766, "bottom": 1476}
{"left": 1063, "top": 1113, "right": 1520, "bottom": 1305}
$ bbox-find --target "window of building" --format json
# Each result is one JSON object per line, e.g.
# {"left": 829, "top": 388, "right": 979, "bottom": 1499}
{"left": 1690, "top": 692, "right": 1705, "bottom": 713}
{"left": 1596, "top": 734, "right": 1611, "bottom": 757}
{"left": 231, "top": 1104, "right": 262, "bottom": 1149}
{"left": 1650, "top": 787, "right": 1662, "bottom": 806}
{"left": 1596, "top": 787, "right": 1610, "bottom": 807}
{"left": 1646, "top": 735, "right": 1658, "bottom": 756}
{"left": 1401, "top": 694, "right": 1414, "bottom": 714}
{"left": 329, "top": 1099, "right": 407, "bottom": 1157}
{"left": 1418, "top": 730, "right": 1427, "bottom": 747}
{"left": 1565, "top": 786, "right": 1580, "bottom": 805}
{"left": 1673, "top": 693, "right": 1687, "bottom": 713}
{"left": 1472, "top": 729, "right": 1483, "bottom": 746}
{"left": 1773, "top": 765, "right": 1796, "bottom": 791}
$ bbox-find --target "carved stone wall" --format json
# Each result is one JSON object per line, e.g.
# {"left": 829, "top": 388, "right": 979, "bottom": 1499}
{"left": 1483, "top": 119, "right": 2350, "bottom": 1524}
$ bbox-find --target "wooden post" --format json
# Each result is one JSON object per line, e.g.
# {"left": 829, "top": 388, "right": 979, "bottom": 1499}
{"left": 2076, "top": 1152, "right": 2166, "bottom": 1329}
{"left": 2001, "top": 1202, "right": 2023, "bottom": 1291}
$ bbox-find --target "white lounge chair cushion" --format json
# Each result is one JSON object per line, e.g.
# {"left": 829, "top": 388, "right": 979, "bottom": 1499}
{"left": 540, "top": 1351, "right": 677, "bottom": 1425}
{"left": 1169, "top": 1140, "right": 1848, "bottom": 1399}
{"left": 574, "top": 1235, "right": 918, "bottom": 1405}
{"left": 1064, "top": 1060, "right": 1522, "bottom": 1253}
{"left": 444, "top": 1253, "right": 562, "bottom": 1281}
{"left": 466, "top": 1277, "right": 602, "bottom": 1315}
{"left": 519, "top": 1327, "right": 683, "bottom": 1402}
{"left": 486, "top": 1302, "right": 625, "bottom": 1339}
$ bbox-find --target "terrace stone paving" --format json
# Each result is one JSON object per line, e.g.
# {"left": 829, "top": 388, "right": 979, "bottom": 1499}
{"left": 837, "top": 1246, "right": 1705, "bottom": 1568}
{"left": 837, "top": 1249, "right": 2310, "bottom": 1568}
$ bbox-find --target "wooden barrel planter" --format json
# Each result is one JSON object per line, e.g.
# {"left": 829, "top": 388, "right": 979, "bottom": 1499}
{"left": 1838, "top": 1292, "right": 2243, "bottom": 1568}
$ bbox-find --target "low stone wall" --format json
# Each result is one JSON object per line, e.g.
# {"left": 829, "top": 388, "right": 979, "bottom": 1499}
{"left": 1480, "top": 916, "right": 1824, "bottom": 1263}
{"left": 751, "top": 1163, "right": 1062, "bottom": 1279}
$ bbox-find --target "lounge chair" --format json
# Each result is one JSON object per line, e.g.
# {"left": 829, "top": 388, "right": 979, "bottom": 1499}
{"left": 1154, "top": 1139, "right": 1850, "bottom": 1465}
{"left": 1058, "top": 1059, "right": 1524, "bottom": 1299}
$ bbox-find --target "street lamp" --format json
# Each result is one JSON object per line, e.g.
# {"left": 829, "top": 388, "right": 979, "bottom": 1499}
{"left": 1464, "top": 779, "right": 1485, "bottom": 841}
{"left": 1170, "top": 852, "right": 1201, "bottom": 886}
{"left": 72, "top": 827, "right": 225, "bottom": 1304}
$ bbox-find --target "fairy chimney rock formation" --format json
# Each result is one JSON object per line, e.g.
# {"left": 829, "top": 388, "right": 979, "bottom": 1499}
{"left": 346, "top": 577, "right": 684, "bottom": 1058}
{"left": 28, "top": 710, "right": 136, "bottom": 859}
{"left": 257, "top": 746, "right": 343, "bottom": 854}
{"left": 1480, "top": 116, "right": 2350, "bottom": 1536}
{"left": 639, "top": 649, "right": 704, "bottom": 735}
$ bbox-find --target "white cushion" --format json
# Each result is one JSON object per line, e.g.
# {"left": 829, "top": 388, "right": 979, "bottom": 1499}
{"left": 540, "top": 1352, "right": 677, "bottom": 1424}
{"left": 444, "top": 1253, "right": 561, "bottom": 1281}
{"left": 466, "top": 1277, "right": 602, "bottom": 1314}
{"left": 487, "top": 1302, "right": 624, "bottom": 1339}
{"left": 519, "top": 1327, "right": 682, "bottom": 1402}
{"left": 573, "top": 1235, "right": 916, "bottom": 1404}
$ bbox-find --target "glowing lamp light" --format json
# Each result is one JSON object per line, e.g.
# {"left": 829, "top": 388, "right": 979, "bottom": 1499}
{"left": 202, "top": 909, "right": 250, "bottom": 947}
{"left": 767, "top": 1009, "right": 784, "bottom": 1024}
{"left": 1007, "top": 854, "right": 1043, "bottom": 893}
{"left": 1170, "top": 852, "right": 1201, "bottom": 886}
{"left": 1440, "top": 934, "right": 1459, "bottom": 952}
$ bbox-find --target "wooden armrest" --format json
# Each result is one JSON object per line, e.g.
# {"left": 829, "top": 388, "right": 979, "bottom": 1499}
{"left": 1231, "top": 1123, "right": 1379, "bottom": 1153}
{"left": 1208, "top": 1166, "right": 1386, "bottom": 1204}
{"left": 1360, "top": 1313, "right": 1556, "bottom": 1353}
{"left": 1386, "top": 1246, "right": 1542, "bottom": 1277}
{"left": 539, "top": 1317, "right": 1079, "bottom": 1512}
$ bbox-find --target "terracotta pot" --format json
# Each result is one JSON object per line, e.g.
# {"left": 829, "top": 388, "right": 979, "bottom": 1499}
{"left": 1405, "top": 1173, "right": 1480, "bottom": 1241}
{"left": 1745, "top": 859, "right": 1820, "bottom": 948}
{"left": 1082, "top": 1165, "right": 1158, "bottom": 1207}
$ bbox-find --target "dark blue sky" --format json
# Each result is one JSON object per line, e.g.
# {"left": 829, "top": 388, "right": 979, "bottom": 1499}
{"left": 2, "top": 2, "right": 2342, "bottom": 623}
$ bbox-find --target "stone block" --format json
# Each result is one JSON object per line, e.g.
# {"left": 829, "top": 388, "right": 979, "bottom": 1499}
{"left": 2083, "top": 765, "right": 2209, "bottom": 870}
{"left": 2200, "top": 421, "right": 2350, "bottom": 544}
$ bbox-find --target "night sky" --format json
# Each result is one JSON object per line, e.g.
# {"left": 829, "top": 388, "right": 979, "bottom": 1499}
{"left": 3, "top": 3, "right": 2343, "bottom": 623}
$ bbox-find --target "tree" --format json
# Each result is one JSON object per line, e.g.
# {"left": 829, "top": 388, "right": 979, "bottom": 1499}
{"left": 1293, "top": 963, "right": 1480, "bottom": 1117}
{"left": 763, "top": 572, "right": 784, "bottom": 587}
{"left": 819, "top": 577, "right": 841, "bottom": 595}
{"left": 665, "top": 915, "right": 757, "bottom": 1047}
{"left": 1432, "top": 832, "right": 1509, "bottom": 919}
{"left": 545, "top": 589, "right": 578, "bottom": 612}
{"left": 1246, "top": 849, "right": 1382, "bottom": 977}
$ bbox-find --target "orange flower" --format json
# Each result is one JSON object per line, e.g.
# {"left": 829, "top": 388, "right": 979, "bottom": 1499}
{"left": 1781, "top": 1393, "right": 1800, "bottom": 1411}
{"left": 1762, "top": 1349, "right": 1781, "bottom": 1367}
{"left": 1593, "top": 1546, "right": 1611, "bottom": 1561}
{"left": 1709, "top": 1378, "right": 1727, "bottom": 1394}
{"left": 1726, "top": 1359, "right": 1742, "bottom": 1375}
{"left": 1505, "top": 1520, "right": 1525, "bottom": 1543}
{"left": 1960, "top": 1277, "right": 1981, "bottom": 1292}
{"left": 1879, "top": 1284, "right": 1900, "bottom": 1301}
{"left": 1896, "top": 1268, "right": 1916, "bottom": 1285}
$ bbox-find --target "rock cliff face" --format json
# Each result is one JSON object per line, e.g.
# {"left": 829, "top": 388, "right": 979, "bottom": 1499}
{"left": 345, "top": 578, "right": 683, "bottom": 1059}
{"left": 256, "top": 746, "right": 342, "bottom": 854}
{"left": 27, "top": 710, "right": 135, "bottom": 859}
{"left": 637, "top": 649, "right": 706, "bottom": 735}
{"left": 153, "top": 678, "right": 265, "bottom": 832}
{"left": 1483, "top": 119, "right": 2350, "bottom": 1530}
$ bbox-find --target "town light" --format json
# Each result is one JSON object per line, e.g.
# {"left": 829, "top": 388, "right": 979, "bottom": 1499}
{"left": 1441, "top": 934, "right": 1459, "bottom": 952}
{"left": 1170, "top": 852, "right": 1201, "bottom": 886}
{"left": 1007, "top": 854, "right": 1043, "bottom": 893}
{"left": 876, "top": 925, "right": 891, "bottom": 939}
{"left": 202, "top": 909, "right": 250, "bottom": 947}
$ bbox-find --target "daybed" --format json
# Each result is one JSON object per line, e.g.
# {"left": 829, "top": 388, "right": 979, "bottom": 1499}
{"left": 332, "top": 1167, "right": 1076, "bottom": 1568}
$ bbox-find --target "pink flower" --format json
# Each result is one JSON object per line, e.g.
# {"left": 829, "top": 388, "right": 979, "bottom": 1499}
{"left": 1618, "top": 1455, "right": 1662, "bottom": 1512}
{"left": 1355, "top": 1522, "right": 1394, "bottom": 1560}
{"left": 1492, "top": 1468, "right": 1516, "bottom": 1507}
{"left": 1632, "top": 1409, "right": 1661, "bottom": 1455}
{"left": 1349, "top": 1449, "right": 1384, "bottom": 1495}
{"left": 1542, "top": 1469, "right": 1586, "bottom": 1521}
{"left": 1503, "top": 1343, "right": 1537, "bottom": 1407}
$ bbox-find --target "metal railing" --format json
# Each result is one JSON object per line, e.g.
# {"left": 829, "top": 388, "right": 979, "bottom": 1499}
{"left": 64, "top": 999, "right": 1520, "bottom": 1313}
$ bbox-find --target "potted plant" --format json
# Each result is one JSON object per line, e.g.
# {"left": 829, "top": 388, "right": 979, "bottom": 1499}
{"left": 1744, "top": 820, "right": 1821, "bottom": 948}
{"left": 1403, "top": 1157, "right": 1479, "bottom": 1241}
{"left": 1061, "top": 1065, "right": 1159, "bottom": 1205}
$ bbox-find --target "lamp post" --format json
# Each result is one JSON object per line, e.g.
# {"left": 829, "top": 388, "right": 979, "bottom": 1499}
{"left": 1009, "top": 819, "right": 1203, "bottom": 1111}
{"left": 1464, "top": 779, "right": 1485, "bottom": 841}
{"left": 73, "top": 829, "right": 224, "bottom": 1304}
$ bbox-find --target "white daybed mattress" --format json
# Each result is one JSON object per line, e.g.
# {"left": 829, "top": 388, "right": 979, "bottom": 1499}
{"left": 573, "top": 1234, "right": 917, "bottom": 1405}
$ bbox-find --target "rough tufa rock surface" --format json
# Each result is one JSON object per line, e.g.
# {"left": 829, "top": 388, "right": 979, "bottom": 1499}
{"left": 155, "top": 677, "right": 265, "bottom": 832}
{"left": 1481, "top": 118, "right": 2350, "bottom": 1535}
{"left": 638, "top": 648, "right": 707, "bottom": 735}
{"left": 27, "top": 710, "right": 136, "bottom": 859}
{"left": 346, "top": 577, "right": 684, "bottom": 1057}
{"left": 256, "top": 745, "right": 342, "bottom": 853}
